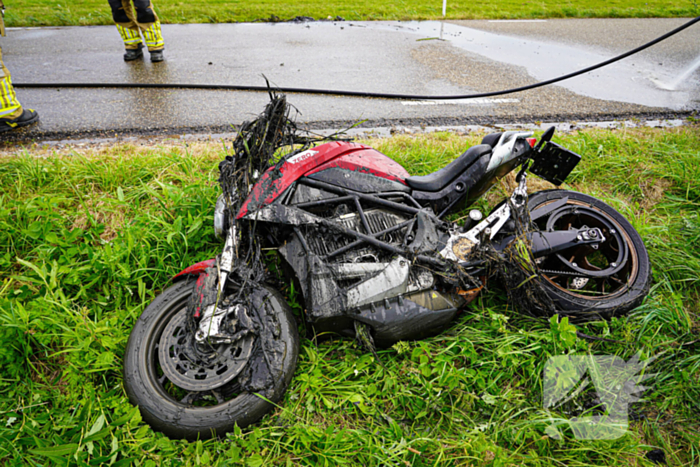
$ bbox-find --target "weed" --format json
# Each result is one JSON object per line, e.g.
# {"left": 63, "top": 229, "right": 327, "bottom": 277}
{"left": 0, "top": 126, "right": 699, "bottom": 465}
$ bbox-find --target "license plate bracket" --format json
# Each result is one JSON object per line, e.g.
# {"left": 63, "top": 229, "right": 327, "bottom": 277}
{"left": 529, "top": 142, "right": 581, "bottom": 186}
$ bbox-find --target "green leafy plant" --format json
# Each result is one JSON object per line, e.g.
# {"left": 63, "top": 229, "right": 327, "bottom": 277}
{"left": 550, "top": 315, "right": 578, "bottom": 350}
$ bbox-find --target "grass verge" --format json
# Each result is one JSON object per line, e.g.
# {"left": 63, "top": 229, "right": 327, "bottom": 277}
{"left": 5, "top": 0, "right": 700, "bottom": 28}
{"left": 0, "top": 125, "right": 699, "bottom": 466}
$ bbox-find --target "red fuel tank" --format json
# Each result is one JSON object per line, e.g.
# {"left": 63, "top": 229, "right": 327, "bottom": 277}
{"left": 237, "top": 141, "right": 409, "bottom": 218}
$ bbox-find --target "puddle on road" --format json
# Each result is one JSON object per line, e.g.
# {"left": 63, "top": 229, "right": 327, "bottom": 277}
{"left": 363, "top": 21, "right": 698, "bottom": 110}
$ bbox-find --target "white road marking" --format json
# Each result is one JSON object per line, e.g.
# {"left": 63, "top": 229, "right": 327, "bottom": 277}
{"left": 487, "top": 20, "right": 548, "bottom": 23}
{"left": 402, "top": 98, "right": 519, "bottom": 106}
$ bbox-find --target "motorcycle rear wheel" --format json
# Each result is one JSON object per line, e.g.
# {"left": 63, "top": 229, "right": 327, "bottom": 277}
{"left": 527, "top": 189, "right": 651, "bottom": 320}
{"left": 123, "top": 279, "right": 299, "bottom": 440}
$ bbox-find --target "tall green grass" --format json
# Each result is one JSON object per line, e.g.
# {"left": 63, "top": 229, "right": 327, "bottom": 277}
{"left": 0, "top": 126, "right": 698, "bottom": 466}
{"left": 5, "top": 0, "right": 699, "bottom": 28}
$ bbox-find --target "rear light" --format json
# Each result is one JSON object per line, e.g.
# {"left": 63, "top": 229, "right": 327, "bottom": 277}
{"left": 526, "top": 138, "right": 537, "bottom": 148}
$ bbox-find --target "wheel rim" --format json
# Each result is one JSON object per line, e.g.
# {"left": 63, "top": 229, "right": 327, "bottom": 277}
{"left": 158, "top": 307, "right": 254, "bottom": 392}
{"left": 144, "top": 292, "right": 251, "bottom": 408}
{"left": 533, "top": 199, "right": 639, "bottom": 300}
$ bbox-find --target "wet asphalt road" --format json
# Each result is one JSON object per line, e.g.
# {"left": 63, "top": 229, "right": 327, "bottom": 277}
{"left": 2, "top": 18, "right": 699, "bottom": 141}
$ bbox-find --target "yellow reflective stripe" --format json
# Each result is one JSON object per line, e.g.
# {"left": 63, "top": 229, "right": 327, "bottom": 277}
{"left": 127, "top": 27, "right": 141, "bottom": 42}
{"left": 116, "top": 24, "right": 142, "bottom": 44}
{"left": 8, "top": 80, "right": 19, "bottom": 106}
{"left": 116, "top": 24, "right": 129, "bottom": 41}
{"left": 0, "top": 78, "right": 14, "bottom": 110}
{"left": 3, "top": 78, "right": 11, "bottom": 108}
{"left": 144, "top": 21, "right": 163, "bottom": 47}
{"left": 0, "top": 80, "right": 8, "bottom": 110}
{"left": 0, "top": 104, "right": 21, "bottom": 117}
{"left": 155, "top": 21, "right": 163, "bottom": 40}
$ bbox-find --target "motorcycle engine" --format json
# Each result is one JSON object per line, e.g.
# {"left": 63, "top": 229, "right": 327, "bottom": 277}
{"left": 304, "top": 207, "right": 435, "bottom": 289}
{"left": 278, "top": 186, "right": 465, "bottom": 346}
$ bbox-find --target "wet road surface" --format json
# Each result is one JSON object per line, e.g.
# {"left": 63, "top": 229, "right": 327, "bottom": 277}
{"left": 2, "top": 18, "right": 699, "bottom": 141}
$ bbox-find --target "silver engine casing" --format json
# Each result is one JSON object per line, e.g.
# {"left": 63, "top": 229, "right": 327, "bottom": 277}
{"left": 278, "top": 206, "right": 465, "bottom": 346}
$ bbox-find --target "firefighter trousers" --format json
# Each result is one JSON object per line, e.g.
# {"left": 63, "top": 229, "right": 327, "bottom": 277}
{"left": 0, "top": 46, "right": 23, "bottom": 119}
{"left": 108, "top": 0, "right": 164, "bottom": 51}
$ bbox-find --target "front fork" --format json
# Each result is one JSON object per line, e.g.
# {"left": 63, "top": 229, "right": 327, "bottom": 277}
{"left": 194, "top": 225, "right": 238, "bottom": 343}
{"left": 218, "top": 225, "right": 237, "bottom": 295}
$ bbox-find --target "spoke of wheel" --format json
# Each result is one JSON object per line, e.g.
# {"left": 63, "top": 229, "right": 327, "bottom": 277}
{"left": 553, "top": 254, "right": 575, "bottom": 286}
{"left": 158, "top": 374, "right": 168, "bottom": 386}
{"left": 181, "top": 392, "right": 197, "bottom": 405}
{"left": 582, "top": 257, "right": 602, "bottom": 272}
{"left": 607, "top": 275, "right": 625, "bottom": 285}
{"left": 212, "top": 389, "right": 225, "bottom": 405}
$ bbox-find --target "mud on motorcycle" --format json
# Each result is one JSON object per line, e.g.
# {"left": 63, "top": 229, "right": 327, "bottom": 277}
{"left": 123, "top": 97, "right": 651, "bottom": 439}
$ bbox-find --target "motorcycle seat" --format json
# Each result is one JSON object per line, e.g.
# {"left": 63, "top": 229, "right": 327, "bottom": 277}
{"left": 480, "top": 132, "right": 503, "bottom": 148}
{"left": 405, "top": 144, "right": 491, "bottom": 192}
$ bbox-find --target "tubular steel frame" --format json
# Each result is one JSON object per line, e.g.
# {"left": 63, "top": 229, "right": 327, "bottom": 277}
{"left": 285, "top": 177, "right": 480, "bottom": 270}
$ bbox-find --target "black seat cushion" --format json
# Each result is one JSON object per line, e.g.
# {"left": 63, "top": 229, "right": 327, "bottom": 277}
{"left": 405, "top": 144, "right": 492, "bottom": 192}
{"left": 480, "top": 132, "right": 503, "bottom": 148}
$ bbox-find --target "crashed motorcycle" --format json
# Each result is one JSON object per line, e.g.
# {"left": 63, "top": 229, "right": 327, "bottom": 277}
{"left": 123, "top": 96, "right": 650, "bottom": 439}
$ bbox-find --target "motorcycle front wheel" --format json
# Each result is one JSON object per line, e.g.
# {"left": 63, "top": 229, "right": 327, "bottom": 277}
{"left": 123, "top": 279, "right": 299, "bottom": 440}
{"left": 527, "top": 189, "right": 651, "bottom": 320}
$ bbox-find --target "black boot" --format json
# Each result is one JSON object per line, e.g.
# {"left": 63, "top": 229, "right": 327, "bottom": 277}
{"left": 0, "top": 108, "right": 40, "bottom": 133}
{"left": 124, "top": 43, "right": 144, "bottom": 61}
{"left": 150, "top": 49, "right": 164, "bottom": 62}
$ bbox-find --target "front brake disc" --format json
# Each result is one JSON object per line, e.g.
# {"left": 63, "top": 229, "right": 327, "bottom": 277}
{"left": 158, "top": 308, "right": 254, "bottom": 392}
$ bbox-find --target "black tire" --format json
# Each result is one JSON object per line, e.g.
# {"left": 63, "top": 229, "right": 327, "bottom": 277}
{"left": 123, "top": 280, "right": 299, "bottom": 440}
{"left": 527, "top": 189, "right": 651, "bottom": 320}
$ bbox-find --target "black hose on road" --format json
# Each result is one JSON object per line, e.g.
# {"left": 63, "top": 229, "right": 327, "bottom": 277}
{"left": 14, "top": 15, "right": 700, "bottom": 100}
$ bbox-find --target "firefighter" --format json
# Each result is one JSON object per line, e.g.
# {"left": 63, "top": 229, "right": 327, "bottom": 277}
{"left": 0, "top": 1, "right": 39, "bottom": 133}
{"left": 108, "top": 0, "right": 165, "bottom": 62}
